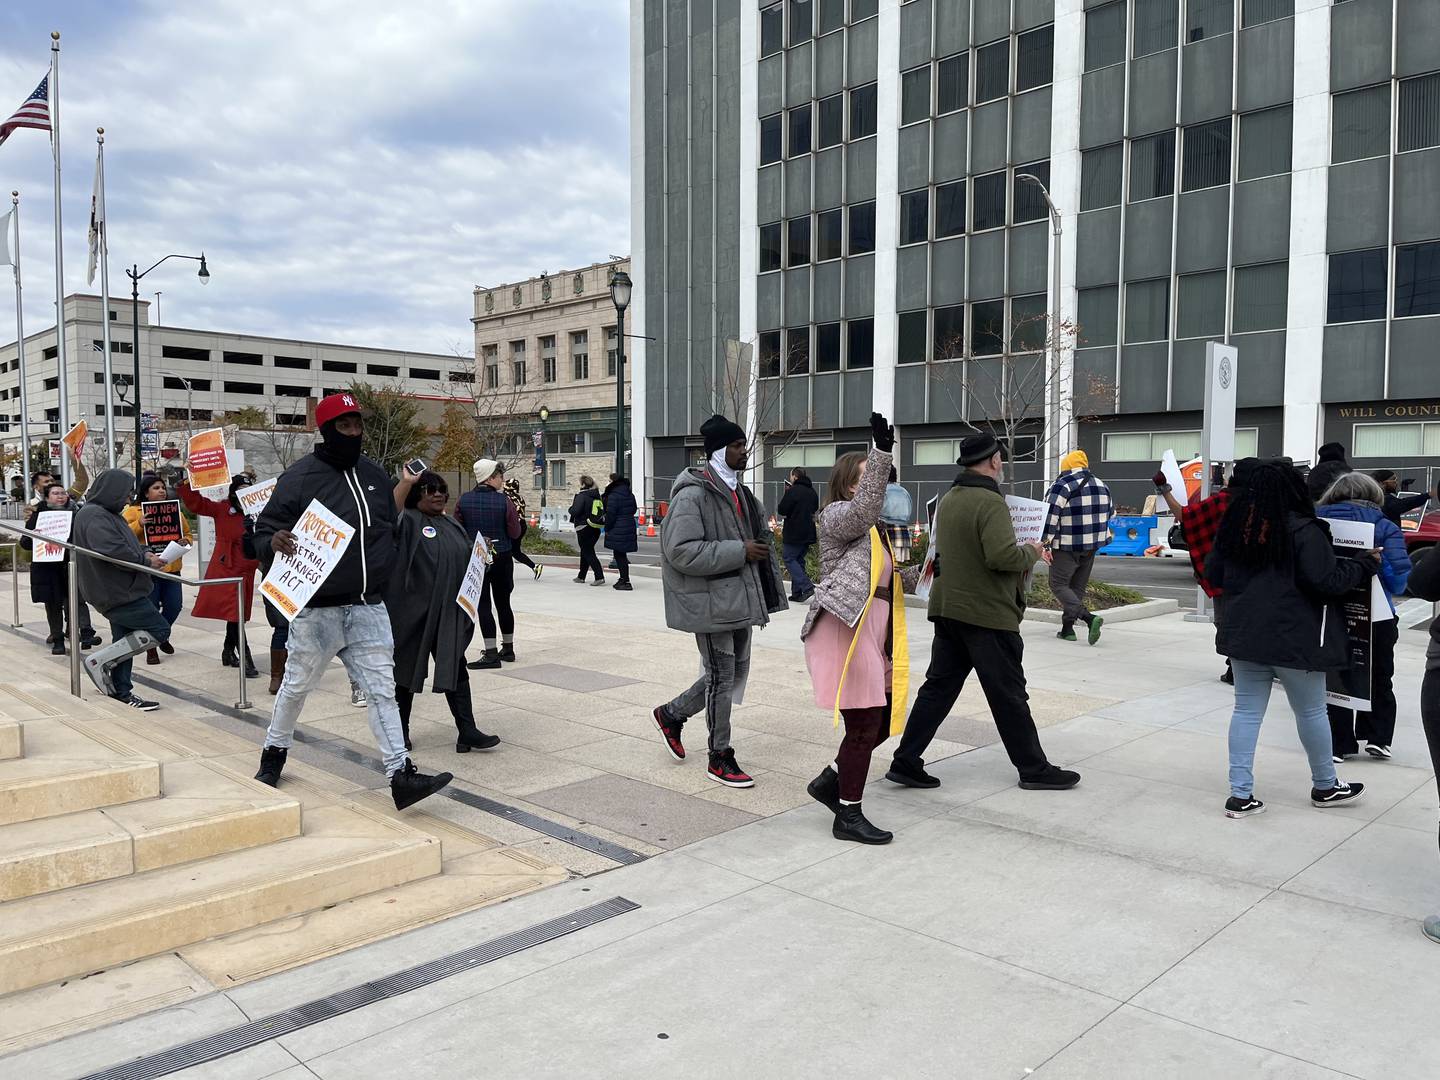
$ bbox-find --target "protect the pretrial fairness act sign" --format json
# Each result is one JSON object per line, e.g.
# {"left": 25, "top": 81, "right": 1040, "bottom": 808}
{"left": 258, "top": 500, "right": 354, "bottom": 622}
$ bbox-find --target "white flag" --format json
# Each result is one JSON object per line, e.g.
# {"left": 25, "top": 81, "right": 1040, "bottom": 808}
{"left": 86, "top": 146, "right": 104, "bottom": 285}
{"left": 0, "top": 209, "right": 11, "bottom": 268}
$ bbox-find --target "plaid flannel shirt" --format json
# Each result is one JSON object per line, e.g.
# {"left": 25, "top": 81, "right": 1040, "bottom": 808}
{"left": 1042, "top": 469, "right": 1114, "bottom": 551}
{"left": 1179, "top": 488, "right": 1229, "bottom": 596}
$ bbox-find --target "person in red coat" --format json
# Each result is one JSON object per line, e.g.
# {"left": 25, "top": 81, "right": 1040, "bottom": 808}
{"left": 180, "top": 471, "right": 261, "bottom": 677}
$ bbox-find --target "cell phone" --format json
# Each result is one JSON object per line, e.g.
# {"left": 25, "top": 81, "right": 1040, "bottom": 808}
{"left": 405, "top": 458, "right": 427, "bottom": 475}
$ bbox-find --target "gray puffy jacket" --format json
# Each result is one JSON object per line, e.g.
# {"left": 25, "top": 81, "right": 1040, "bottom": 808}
{"left": 660, "top": 467, "right": 788, "bottom": 634}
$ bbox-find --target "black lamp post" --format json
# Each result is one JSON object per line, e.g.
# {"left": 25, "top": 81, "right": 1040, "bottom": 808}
{"left": 127, "top": 253, "right": 209, "bottom": 491}
{"left": 537, "top": 404, "right": 550, "bottom": 508}
{"left": 608, "top": 270, "right": 632, "bottom": 478}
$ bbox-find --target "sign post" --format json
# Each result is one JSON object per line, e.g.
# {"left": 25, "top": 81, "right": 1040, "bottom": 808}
{"left": 1186, "top": 342, "right": 1238, "bottom": 623}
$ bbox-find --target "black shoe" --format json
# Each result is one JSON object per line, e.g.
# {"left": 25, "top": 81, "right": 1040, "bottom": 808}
{"left": 50, "top": 642, "right": 65, "bottom": 656}
{"left": 1312, "top": 781, "right": 1364, "bottom": 808}
{"left": 832, "top": 804, "right": 893, "bottom": 845}
{"left": 159, "top": 640, "right": 175, "bottom": 655}
{"left": 467, "top": 649, "right": 502, "bottom": 670}
{"left": 115, "top": 693, "right": 160, "bottom": 712}
{"left": 797, "top": 588, "right": 814, "bottom": 602}
{"left": 45, "top": 632, "right": 54, "bottom": 644}
{"left": 253, "top": 745, "right": 287, "bottom": 787}
{"left": 221, "top": 645, "right": 239, "bottom": 668}
{"left": 652, "top": 706, "right": 686, "bottom": 761}
{"left": 613, "top": 581, "right": 633, "bottom": 591}
{"left": 1018, "top": 765, "right": 1081, "bottom": 790}
{"left": 497, "top": 644, "right": 516, "bottom": 663}
{"left": 807, "top": 766, "right": 841, "bottom": 814}
{"left": 1225, "top": 795, "right": 1265, "bottom": 818}
{"left": 1220, "top": 667, "right": 1234, "bottom": 685}
{"left": 80, "top": 632, "right": 101, "bottom": 650}
{"left": 886, "top": 758, "right": 941, "bottom": 789}
{"left": 243, "top": 648, "right": 259, "bottom": 679}
{"left": 456, "top": 723, "right": 501, "bottom": 753}
{"left": 391, "top": 759, "right": 453, "bottom": 810}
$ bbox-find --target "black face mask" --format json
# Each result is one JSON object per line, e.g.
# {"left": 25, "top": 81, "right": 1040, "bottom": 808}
{"left": 316, "top": 420, "right": 363, "bottom": 470}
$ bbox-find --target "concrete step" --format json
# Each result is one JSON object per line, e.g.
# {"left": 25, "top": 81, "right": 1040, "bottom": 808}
{"left": 0, "top": 719, "right": 21, "bottom": 760}
{"left": 0, "top": 802, "right": 442, "bottom": 996}
{"left": 0, "top": 718, "right": 164, "bottom": 826}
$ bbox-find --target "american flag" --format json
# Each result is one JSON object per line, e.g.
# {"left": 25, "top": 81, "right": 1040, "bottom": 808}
{"left": 0, "top": 75, "right": 50, "bottom": 147}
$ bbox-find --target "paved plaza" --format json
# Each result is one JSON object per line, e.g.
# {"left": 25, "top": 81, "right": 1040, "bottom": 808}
{"left": 0, "top": 562, "right": 1436, "bottom": 1079}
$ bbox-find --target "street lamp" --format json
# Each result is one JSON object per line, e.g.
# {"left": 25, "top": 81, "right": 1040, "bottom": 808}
{"left": 1015, "top": 173, "right": 1063, "bottom": 472}
{"left": 127, "top": 253, "right": 208, "bottom": 492}
{"left": 161, "top": 369, "right": 195, "bottom": 446}
{"left": 608, "top": 270, "right": 632, "bottom": 478}
{"left": 537, "top": 404, "right": 550, "bottom": 509}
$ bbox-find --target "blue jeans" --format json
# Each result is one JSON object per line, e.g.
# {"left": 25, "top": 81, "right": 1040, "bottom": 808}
{"left": 264, "top": 602, "right": 409, "bottom": 775}
{"left": 782, "top": 541, "right": 814, "bottom": 597}
{"left": 104, "top": 596, "right": 173, "bottom": 699}
{"left": 1228, "top": 660, "right": 1338, "bottom": 798}
{"left": 151, "top": 578, "right": 183, "bottom": 626}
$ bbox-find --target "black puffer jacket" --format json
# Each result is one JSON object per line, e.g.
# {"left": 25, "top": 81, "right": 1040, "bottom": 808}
{"left": 1206, "top": 512, "right": 1376, "bottom": 671}
{"left": 777, "top": 476, "right": 819, "bottom": 546}
{"left": 1407, "top": 548, "right": 1440, "bottom": 673}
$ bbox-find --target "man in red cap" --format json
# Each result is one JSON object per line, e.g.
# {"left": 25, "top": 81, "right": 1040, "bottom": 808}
{"left": 251, "top": 391, "right": 452, "bottom": 809}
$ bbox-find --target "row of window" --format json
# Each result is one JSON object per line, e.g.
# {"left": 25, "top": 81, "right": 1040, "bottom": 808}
{"left": 913, "top": 435, "right": 1040, "bottom": 466}
{"left": 480, "top": 330, "right": 621, "bottom": 389}
{"left": 1081, "top": 264, "right": 1286, "bottom": 346}
{"left": 758, "top": 319, "right": 875, "bottom": 377}
{"left": 154, "top": 343, "right": 436, "bottom": 379}
{"left": 759, "top": 202, "right": 876, "bottom": 271}
{"left": 896, "top": 296, "right": 1050, "bottom": 364}
{"left": 1327, "top": 242, "right": 1440, "bottom": 323}
{"left": 1085, "top": 0, "right": 1295, "bottom": 75}
{"left": 1102, "top": 427, "right": 1261, "bottom": 462}
{"left": 1334, "top": 74, "right": 1440, "bottom": 163}
{"left": 900, "top": 24, "right": 1055, "bottom": 126}
{"left": 760, "top": 0, "right": 877, "bottom": 58}
{"left": 760, "top": 84, "right": 876, "bottom": 165}
{"left": 1351, "top": 421, "right": 1440, "bottom": 459}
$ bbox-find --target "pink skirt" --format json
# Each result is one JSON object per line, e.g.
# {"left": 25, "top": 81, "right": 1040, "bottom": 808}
{"left": 805, "top": 601, "right": 892, "bottom": 710}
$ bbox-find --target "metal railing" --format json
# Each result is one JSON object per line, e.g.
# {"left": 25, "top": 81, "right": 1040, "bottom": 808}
{"left": 0, "top": 520, "right": 251, "bottom": 709}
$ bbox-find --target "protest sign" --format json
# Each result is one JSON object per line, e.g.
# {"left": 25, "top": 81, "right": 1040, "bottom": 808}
{"left": 914, "top": 494, "right": 940, "bottom": 602}
{"left": 1324, "top": 519, "right": 1374, "bottom": 711}
{"left": 1160, "top": 449, "right": 1186, "bottom": 501}
{"left": 32, "top": 510, "right": 71, "bottom": 563}
{"left": 258, "top": 500, "right": 354, "bottom": 621}
{"left": 62, "top": 420, "right": 88, "bottom": 460}
{"left": 187, "top": 428, "right": 230, "bottom": 490}
{"left": 1006, "top": 495, "right": 1048, "bottom": 546}
{"left": 235, "top": 478, "right": 277, "bottom": 517}
{"left": 141, "top": 500, "right": 184, "bottom": 546}
{"left": 454, "top": 535, "right": 491, "bottom": 624}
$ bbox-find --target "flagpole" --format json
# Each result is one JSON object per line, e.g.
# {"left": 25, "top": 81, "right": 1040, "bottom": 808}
{"left": 49, "top": 31, "right": 71, "bottom": 491}
{"left": 97, "top": 128, "right": 115, "bottom": 467}
{"left": 12, "top": 192, "right": 30, "bottom": 479}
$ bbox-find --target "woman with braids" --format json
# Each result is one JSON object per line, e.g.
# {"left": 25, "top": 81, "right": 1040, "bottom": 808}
{"left": 1205, "top": 460, "right": 1380, "bottom": 819}
{"left": 503, "top": 474, "right": 543, "bottom": 580}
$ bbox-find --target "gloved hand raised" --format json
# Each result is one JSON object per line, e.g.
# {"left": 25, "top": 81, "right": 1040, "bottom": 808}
{"left": 870, "top": 412, "right": 895, "bottom": 452}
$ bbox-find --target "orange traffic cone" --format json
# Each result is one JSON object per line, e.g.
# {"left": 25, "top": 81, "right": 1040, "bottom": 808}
{"left": 646, "top": 520, "right": 657, "bottom": 537}
{"left": 530, "top": 513, "right": 539, "bottom": 527}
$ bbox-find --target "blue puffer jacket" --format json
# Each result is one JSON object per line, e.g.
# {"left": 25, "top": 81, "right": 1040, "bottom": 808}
{"left": 1317, "top": 500, "right": 1411, "bottom": 612}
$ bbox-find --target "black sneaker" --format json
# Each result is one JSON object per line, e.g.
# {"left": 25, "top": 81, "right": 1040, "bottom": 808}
{"left": 254, "top": 745, "right": 287, "bottom": 787}
{"left": 613, "top": 581, "right": 633, "bottom": 591}
{"left": 707, "top": 749, "right": 754, "bottom": 788}
{"left": 1225, "top": 795, "right": 1265, "bottom": 818}
{"left": 1312, "top": 781, "right": 1364, "bottom": 808}
{"left": 467, "top": 649, "right": 502, "bottom": 670}
{"left": 885, "top": 758, "right": 941, "bottom": 789}
{"left": 652, "top": 705, "right": 686, "bottom": 761}
{"left": 116, "top": 693, "right": 159, "bottom": 712}
{"left": 497, "top": 644, "right": 516, "bottom": 663}
{"left": 1018, "top": 765, "right": 1081, "bottom": 790}
{"left": 391, "top": 759, "right": 453, "bottom": 810}
{"left": 50, "top": 642, "right": 64, "bottom": 656}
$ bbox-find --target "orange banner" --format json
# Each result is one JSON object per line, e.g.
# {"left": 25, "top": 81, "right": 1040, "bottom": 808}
{"left": 187, "top": 428, "right": 230, "bottom": 490}
{"left": 61, "top": 420, "right": 87, "bottom": 460}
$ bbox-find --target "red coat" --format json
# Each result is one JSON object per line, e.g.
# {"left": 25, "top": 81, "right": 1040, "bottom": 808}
{"left": 180, "top": 483, "right": 259, "bottom": 622}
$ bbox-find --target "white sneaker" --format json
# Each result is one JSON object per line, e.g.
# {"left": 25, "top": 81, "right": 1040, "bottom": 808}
{"left": 1364, "top": 744, "right": 1392, "bottom": 760}
{"left": 350, "top": 685, "right": 369, "bottom": 708}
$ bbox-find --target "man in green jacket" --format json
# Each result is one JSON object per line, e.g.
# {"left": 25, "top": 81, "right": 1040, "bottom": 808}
{"left": 886, "top": 434, "right": 1081, "bottom": 791}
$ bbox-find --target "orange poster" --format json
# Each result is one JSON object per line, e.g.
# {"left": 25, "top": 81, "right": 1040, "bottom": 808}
{"left": 61, "top": 419, "right": 87, "bottom": 459}
{"left": 187, "top": 428, "right": 230, "bottom": 490}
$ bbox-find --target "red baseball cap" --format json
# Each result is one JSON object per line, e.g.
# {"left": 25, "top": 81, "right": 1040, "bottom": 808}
{"left": 315, "top": 392, "right": 361, "bottom": 428}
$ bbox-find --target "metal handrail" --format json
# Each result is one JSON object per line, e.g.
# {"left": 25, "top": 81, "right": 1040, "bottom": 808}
{"left": 0, "top": 519, "right": 251, "bottom": 709}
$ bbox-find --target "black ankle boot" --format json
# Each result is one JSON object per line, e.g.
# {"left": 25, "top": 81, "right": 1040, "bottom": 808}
{"left": 390, "top": 759, "right": 453, "bottom": 810}
{"left": 467, "top": 649, "right": 502, "bottom": 670}
{"left": 243, "top": 647, "right": 259, "bottom": 679}
{"left": 497, "top": 643, "right": 516, "bottom": 663}
{"left": 455, "top": 721, "right": 500, "bottom": 753}
{"left": 806, "top": 766, "right": 841, "bottom": 815}
{"left": 221, "top": 645, "right": 239, "bottom": 668}
{"left": 833, "top": 804, "right": 893, "bottom": 845}
{"left": 254, "top": 745, "right": 287, "bottom": 787}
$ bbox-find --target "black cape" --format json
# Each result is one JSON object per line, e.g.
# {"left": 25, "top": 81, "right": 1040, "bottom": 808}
{"left": 386, "top": 509, "right": 475, "bottom": 694}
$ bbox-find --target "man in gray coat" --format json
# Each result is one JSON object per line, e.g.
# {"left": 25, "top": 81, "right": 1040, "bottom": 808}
{"left": 651, "top": 414, "right": 787, "bottom": 788}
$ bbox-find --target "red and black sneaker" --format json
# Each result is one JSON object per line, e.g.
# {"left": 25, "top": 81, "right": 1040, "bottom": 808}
{"left": 652, "top": 705, "right": 686, "bottom": 761}
{"left": 707, "top": 749, "right": 754, "bottom": 788}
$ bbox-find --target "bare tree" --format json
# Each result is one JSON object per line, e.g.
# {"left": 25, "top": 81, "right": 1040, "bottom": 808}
{"left": 256, "top": 396, "right": 310, "bottom": 471}
{"left": 706, "top": 336, "right": 814, "bottom": 470}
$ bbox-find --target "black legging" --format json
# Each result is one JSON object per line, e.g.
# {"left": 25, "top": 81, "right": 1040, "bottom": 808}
{"left": 576, "top": 526, "right": 603, "bottom": 580}
{"left": 612, "top": 550, "right": 630, "bottom": 583}
{"left": 477, "top": 552, "right": 515, "bottom": 639}
{"left": 511, "top": 519, "right": 537, "bottom": 571}
{"left": 1424, "top": 667, "right": 1440, "bottom": 874}
{"left": 44, "top": 596, "right": 94, "bottom": 641}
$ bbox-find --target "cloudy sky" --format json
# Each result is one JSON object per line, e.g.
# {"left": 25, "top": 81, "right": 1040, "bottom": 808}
{"left": 0, "top": 1, "right": 630, "bottom": 356}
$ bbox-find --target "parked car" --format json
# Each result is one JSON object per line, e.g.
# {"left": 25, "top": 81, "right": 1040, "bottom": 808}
{"left": 1403, "top": 509, "right": 1438, "bottom": 578}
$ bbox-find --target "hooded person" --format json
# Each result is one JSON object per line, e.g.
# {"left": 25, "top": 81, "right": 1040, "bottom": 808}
{"left": 180, "top": 469, "right": 262, "bottom": 676}
{"left": 250, "top": 391, "right": 453, "bottom": 811}
{"left": 777, "top": 465, "right": 820, "bottom": 601}
{"left": 454, "top": 456, "right": 523, "bottom": 668}
{"left": 72, "top": 468, "right": 169, "bottom": 710}
{"left": 1306, "top": 442, "right": 1352, "bottom": 501}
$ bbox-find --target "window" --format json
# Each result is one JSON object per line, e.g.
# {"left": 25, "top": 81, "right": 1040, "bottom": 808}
{"left": 1125, "top": 279, "right": 1171, "bottom": 342}
{"left": 543, "top": 356, "right": 557, "bottom": 383}
{"left": 773, "top": 443, "right": 838, "bottom": 469}
{"left": 848, "top": 201, "right": 876, "bottom": 254}
{"left": 93, "top": 371, "right": 104, "bottom": 383}
{"left": 42, "top": 376, "right": 58, "bottom": 391}
{"left": 450, "top": 370, "right": 475, "bottom": 384}
{"left": 1241, "top": 0, "right": 1292, "bottom": 27}
{"left": 1182, "top": 117, "right": 1231, "bottom": 190}
{"left": 1327, "top": 248, "right": 1386, "bottom": 322}
{"left": 849, "top": 83, "right": 878, "bottom": 139}
{"left": 786, "top": 328, "right": 810, "bottom": 375}
{"left": 788, "top": 103, "right": 812, "bottom": 157}
{"left": 914, "top": 438, "right": 963, "bottom": 465}
{"left": 936, "top": 180, "right": 966, "bottom": 237}
{"left": 510, "top": 340, "right": 526, "bottom": 360}
{"left": 816, "top": 208, "right": 843, "bottom": 260}
{"left": 1396, "top": 241, "right": 1440, "bottom": 318}
{"left": 1130, "top": 130, "right": 1176, "bottom": 200}
{"left": 1177, "top": 270, "right": 1226, "bottom": 338}
{"left": 817, "top": 94, "right": 844, "bottom": 148}
{"left": 1134, "top": 0, "right": 1178, "bottom": 57}
{"left": 1086, "top": 1, "right": 1127, "bottom": 71}
{"left": 933, "top": 305, "right": 965, "bottom": 359}
{"left": 1013, "top": 161, "right": 1051, "bottom": 224}
{"left": 1233, "top": 262, "right": 1289, "bottom": 331}
{"left": 975, "top": 39, "right": 1010, "bottom": 103}
{"left": 410, "top": 366, "right": 440, "bottom": 380}
{"left": 900, "top": 190, "right": 929, "bottom": 244}
{"left": 847, "top": 318, "right": 875, "bottom": 368}
{"left": 1353, "top": 422, "right": 1440, "bottom": 458}
{"left": 513, "top": 360, "right": 527, "bottom": 386}
{"left": 1103, "top": 428, "right": 1258, "bottom": 461}
{"left": 223, "top": 351, "right": 262, "bottom": 365}
{"left": 787, "top": 216, "right": 811, "bottom": 267}
{"left": 1186, "top": 0, "right": 1233, "bottom": 42}
{"left": 606, "top": 327, "right": 619, "bottom": 377}
{"left": 367, "top": 363, "right": 399, "bottom": 377}
{"left": 760, "top": 113, "right": 783, "bottom": 166}
{"left": 937, "top": 53, "right": 968, "bottom": 113}
{"left": 1081, "top": 144, "right": 1123, "bottom": 210}
{"left": 850, "top": 0, "right": 877, "bottom": 18}
{"left": 1079, "top": 285, "right": 1119, "bottom": 347}
{"left": 1016, "top": 25, "right": 1054, "bottom": 92}
{"left": 970, "top": 299, "right": 1006, "bottom": 355}
{"left": 789, "top": 0, "right": 812, "bottom": 45}
{"left": 274, "top": 355, "right": 310, "bottom": 369}
{"left": 1399, "top": 73, "right": 1440, "bottom": 153}
{"left": 898, "top": 310, "right": 927, "bottom": 364}
{"left": 760, "top": 330, "right": 783, "bottom": 378}
{"left": 163, "top": 375, "right": 212, "bottom": 391}
{"left": 901, "top": 66, "right": 930, "bottom": 125}
{"left": 105, "top": 404, "right": 139, "bottom": 418}
{"left": 818, "top": 0, "right": 845, "bottom": 35}
{"left": 485, "top": 364, "right": 500, "bottom": 390}
{"left": 1332, "top": 84, "right": 1390, "bottom": 163}
{"left": 90, "top": 339, "right": 132, "bottom": 354}
{"left": 224, "top": 381, "right": 264, "bottom": 395}
{"left": 571, "top": 331, "right": 590, "bottom": 380}
{"left": 161, "top": 406, "right": 205, "bottom": 420}
{"left": 972, "top": 171, "right": 1006, "bottom": 230}
{"left": 815, "top": 322, "right": 841, "bottom": 372}
{"left": 1238, "top": 106, "right": 1292, "bottom": 180}
{"left": 43, "top": 345, "right": 57, "bottom": 360}
{"left": 550, "top": 460, "right": 567, "bottom": 489}
{"left": 1011, "top": 294, "right": 1048, "bottom": 351}
{"left": 161, "top": 345, "right": 208, "bottom": 362}
{"left": 275, "top": 412, "right": 307, "bottom": 428}
{"left": 274, "top": 383, "right": 310, "bottom": 396}
{"left": 761, "top": 4, "right": 783, "bottom": 56}
{"left": 760, "top": 222, "right": 783, "bottom": 272}
{"left": 322, "top": 359, "right": 357, "bottom": 373}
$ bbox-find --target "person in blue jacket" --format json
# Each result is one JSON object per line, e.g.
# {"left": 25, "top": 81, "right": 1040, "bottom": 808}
{"left": 603, "top": 473, "right": 638, "bottom": 592}
{"left": 1317, "top": 470, "right": 1412, "bottom": 761}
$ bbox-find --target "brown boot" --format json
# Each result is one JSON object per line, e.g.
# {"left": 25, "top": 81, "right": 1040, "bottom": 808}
{"left": 268, "top": 648, "right": 287, "bottom": 694}
{"left": 146, "top": 648, "right": 160, "bottom": 665}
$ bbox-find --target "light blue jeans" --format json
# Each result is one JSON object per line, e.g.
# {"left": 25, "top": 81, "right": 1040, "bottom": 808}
{"left": 1228, "top": 659, "right": 1338, "bottom": 798}
{"left": 264, "top": 602, "right": 409, "bottom": 776}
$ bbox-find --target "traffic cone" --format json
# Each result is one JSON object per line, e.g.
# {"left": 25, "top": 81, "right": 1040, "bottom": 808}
{"left": 638, "top": 509, "right": 647, "bottom": 525}
{"left": 646, "top": 520, "right": 657, "bottom": 537}
{"left": 530, "top": 513, "right": 539, "bottom": 527}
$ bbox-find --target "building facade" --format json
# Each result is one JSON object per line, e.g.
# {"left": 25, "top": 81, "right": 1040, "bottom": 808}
{"left": 633, "top": 0, "right": 1440, "bottom": 510}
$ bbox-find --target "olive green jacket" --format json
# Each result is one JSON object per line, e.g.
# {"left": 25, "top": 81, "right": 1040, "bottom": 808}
{"left": 928, "top": 471, "right": 1039, "bottom": 632}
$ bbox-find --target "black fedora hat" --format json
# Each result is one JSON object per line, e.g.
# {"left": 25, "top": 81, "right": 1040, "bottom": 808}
{"left": 956, "top": 433, "right": 1006, "bottom": 466}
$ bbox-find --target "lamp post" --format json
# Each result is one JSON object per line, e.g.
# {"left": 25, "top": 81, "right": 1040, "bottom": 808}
{"left": 537, "top": 404, "right": 550, "bottom": 509}
{"left": 153, "top": 291, "right": 162, "bottom": 326}
{"left": 608, "top": 270, "right": 632, "bottom": 478}
{"left": 161, "top": 369, "right": 195, "bottom": 446}
{"left": 127, "top": 253, "right": 208, "bottom": 492}
{"left": 1016, "top": 173, "right": 1063, "bottom": 472}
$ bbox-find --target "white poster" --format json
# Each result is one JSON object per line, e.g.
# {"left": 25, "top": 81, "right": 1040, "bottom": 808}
{"left": 234, "top": 478, "right": 277, "bottom": 517}
{"left": 1160, "top": 449, "right": 1187, "bottom": 500}
{"left": 258, "top": 500, "right": 355, "bottom": 622}
{"left": 1006, "top": 495, "right": 1049, "bottom": 546}
{"left": 454, "top": 534, "right": 491, "bottom": 624}
{"left": 33, "top": 510, "right": 71, "bottom": 563}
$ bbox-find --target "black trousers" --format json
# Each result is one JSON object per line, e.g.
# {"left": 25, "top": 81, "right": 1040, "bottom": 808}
{"left": 1327, "top": 617, "right": 1399, "bottom": 753}
{"left": 477, "top": 552, "right": 515, "bottom": 639}
{"left": 892, "top": 617, "right": 1050, "bottom": 780}
{"left": 396, "top": 666, "right": 475, "bottom": 730}
{"left": 43, "top": 596, "right": 94, "bottom": 640}
{"left": 576, "top": 526, "right": 603, "bottom": 580}
{"left": 1423, "top": 665, "right": 1440, "bottom": 870}
{"left": 612, "top": 550, "right": 630, "bottom": 583}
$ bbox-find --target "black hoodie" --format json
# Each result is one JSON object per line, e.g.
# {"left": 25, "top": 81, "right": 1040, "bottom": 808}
{"left": 73, "top": 469, "right": 152, "bottom": 614}
{"left": 777, "top": 475, "right": 818, "bottom": 546}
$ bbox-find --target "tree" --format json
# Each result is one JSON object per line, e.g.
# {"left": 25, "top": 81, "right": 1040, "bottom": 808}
{"left": 256, "top": 397, "right": 310, "bottom": 471}
{"left": 348, "top": 380, "right": 430, "bottom": 474}
{"left": 216, "top": 405, "right": 270, "bottom": 429}
{"left": 706, "top": 336, "right": 812, "bottom": 470}
{"left": 432, "top": 400, "right": 483, "bottom": 482}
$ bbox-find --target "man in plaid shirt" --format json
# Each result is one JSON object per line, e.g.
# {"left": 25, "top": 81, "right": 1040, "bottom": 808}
{"left": 1042, "top": 450, "right": 1114, "bottom": 644}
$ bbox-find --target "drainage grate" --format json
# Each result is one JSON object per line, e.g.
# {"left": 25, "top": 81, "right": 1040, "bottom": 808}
{"left": 80, "top": 896, "right": 641, "bottom": 1080}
